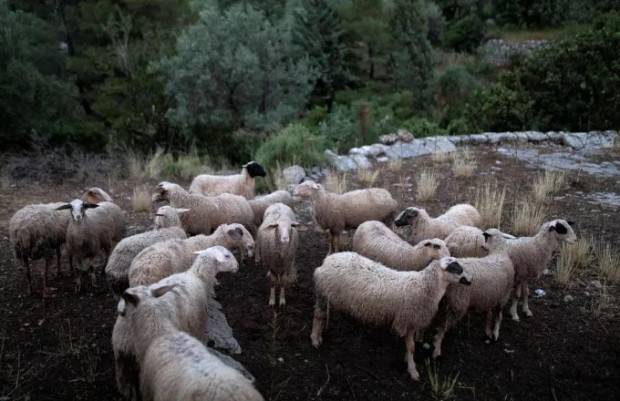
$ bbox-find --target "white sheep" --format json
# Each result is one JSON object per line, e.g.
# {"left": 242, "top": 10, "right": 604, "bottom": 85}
{"left": 9, "top": 202, "right": 71, "bottom": 299}
{"left": 188, "top": 161, "right": 266, "bottom": 199}
{"left": 56, "top": 199, "right": 125, "bottom": 292}
{"left": 256, "top": 203, "right": 304, "bottom": 307}
{"left": 113, "top": 246, "right": 239, "bottom": 401}
{"left": 431, "top": 230, "right": 515, "bottom": 359}
{"left": 394, "top": 204, "right": 482, "bottom": 244}
{"left": 351, "top": 220, "right": 450, "bottom": 271}
{"left": 311, "top": 253, "right": 472, "bottom": 380}
{"left": 81, "top": 187, "right": 113, "bottom": 203}
{"left": 445, "top": 226, "right": 515, "bottom": 258}
{"left": 128, "top": 223, "right": 254, "bottom": 287}
{"left": 293, "top": 180, "right": 398, "bottom": 253}
{"left": 152, "top": 181, "right": 255, "bottom": 235}
{"left": 488, "top": 219, "right": 577, "bottom": 321}
{"left": 248, "top": 189, "right": 294, "bottom": 227}
{"left": 105, "top": 206, "right": 189, "bottom": 298}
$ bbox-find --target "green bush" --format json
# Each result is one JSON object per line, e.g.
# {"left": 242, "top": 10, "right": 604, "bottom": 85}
{"left": 444, "top": 14, "right": 485, "bottom": 53}
{"left": 401, "top": 117, "right": 448, "bottom": 137}
{"left": 255, "top": 124, "right": 327, "bottom": 168}
{"left": 318, "top": 104, "right": 357, "bottom": 152}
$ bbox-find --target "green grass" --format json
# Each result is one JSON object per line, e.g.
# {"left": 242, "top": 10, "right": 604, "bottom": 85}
{"left": 486, "top": 22, "right": 590, "bottom": 42}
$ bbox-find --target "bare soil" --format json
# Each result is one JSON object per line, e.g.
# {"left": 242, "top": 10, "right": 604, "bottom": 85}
{"left": 1, "top": 144, "right": 619, "bottom": 401}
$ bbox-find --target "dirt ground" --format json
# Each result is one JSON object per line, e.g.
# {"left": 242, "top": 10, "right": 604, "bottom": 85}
{"left": 0, "top": 143, "right": 619, "bottom": 401}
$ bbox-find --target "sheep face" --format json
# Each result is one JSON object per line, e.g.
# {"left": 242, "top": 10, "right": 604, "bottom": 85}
{"left": 154, "top": 206, "right": 189, "bottom": 228}
{"left": 81, "top": 187, "right": 111, "bottom": 204}
{"left": 193, "top": 246, "right": 239, "bottom": 275}
{"left": 263, "top": 221, "right": 304, "bottom": 244}
{"left": 394, "top": 207, "right": 421, "bottom": 227}
{"left": 119, "top": 284, "right": 177, "bottom": 322}
{"left": 225, "top": 224, "right": 255, "bottom": 257}
{"left": 438, "top": 257, "right": 472, "bottom": 286}
{"left": 293, "top": 181, "right": 320, "bottom": 198}
{"left": 152, "top": 182, "right": 175, "bottom": 203}
{"left": 481, "top": 229, "right": 514, "bottom": 252}
{"left": 420, "top": 238, "right": 450, "bottom": 260}
{"left": 547, "top": 219, "right": 577, "bottom": 244}
{"left": 56, "top": 199, "right": 99, "bottom": 222}
{"left": 244, "top": 161, "right": 266, "bottom": 178}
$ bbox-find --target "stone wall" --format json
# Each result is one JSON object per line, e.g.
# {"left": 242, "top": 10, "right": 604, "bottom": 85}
{"left": 482, "top": 38, "right": 549, "bottom": 66}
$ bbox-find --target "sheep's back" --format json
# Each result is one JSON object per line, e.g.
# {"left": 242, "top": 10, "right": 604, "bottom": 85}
{"left": 9, "top": 205, "right": 57, "bottom": 259}
{"left": 445, "top": 226, "right": 487, "bottom": 258}
{"left": 437, "top": 204, "right": 481, "bottom": 227}
{"left": 352, "top": 221, "right": 421, "bottom": 270}
{"left": 340, "top": 189, "right": 397, "bottom": 228}
{"left": 505, "top": 238, "right": 554, "bottom": 281}
{"left": 128, "top": 240, "right": 186, "bottom": 286}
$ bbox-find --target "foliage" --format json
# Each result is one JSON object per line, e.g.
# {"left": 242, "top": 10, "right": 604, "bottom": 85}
{"left": 423, "top": 0, "right": 447, "bottom": 44}
{"left": 444, "top": 14, "right": 485, "bottom": 53}
{"left": 255, "top": 124, "right": 327, "bottom": 168}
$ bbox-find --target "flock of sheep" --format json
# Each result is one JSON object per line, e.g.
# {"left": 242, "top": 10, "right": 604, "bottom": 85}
{"left": 8, "top": 160, "right": 578, "bottom": 400}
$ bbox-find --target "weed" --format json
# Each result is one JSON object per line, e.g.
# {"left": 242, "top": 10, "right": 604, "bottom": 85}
{"left": 263, "top": 161, "right": 288, "bottom": 192}
{"left": 597, "top": 241, "right": 620, "bottom": 284}
{"left": 556, "top": 236, "right": 594, "bottom": 285}
{"left": 417, "top": 169, "right": 439, "bottom": 202}
{"left": 451, "top": 148, "right": 477, "bottom": 178}
{"left": 0, "top": 166, "right": 12, "bottom": 189}
{"left": 356, "top": 167, "right": 380, "bottom": 187}
{"left": 387, "top": 158, "right": 403, "bottom": 172}
{"left": 133, "top": 186, "right": 152, "bottom": 213}
{"left": 324, "top": 171, "right": 348, "bottom": 194}
{"left": 432, "top": 151, "right": 453, "bottom": 163}
{"left": 532, "top": 170, "right": 567, "bottom": 204}
{"left": 474, "top": 181, "right": 506, "bottom": 228}
{"left": 510, "top": 197, "right": 546, "bottom": 236}
{"left": 426, "top": 359, "right": 459, "bottom": 401}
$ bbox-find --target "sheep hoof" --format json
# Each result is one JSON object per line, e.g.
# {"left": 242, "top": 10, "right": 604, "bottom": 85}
{"left": 511, "top": 315, "right": 520, "bottom": 322}
{"left": 524, "top": 310, "right": 533, "bottom": 317}
{"left": 91, "top": 274, "right": 100, "bottom": 289}
{"left": 279, "top": 299, "right": 286, "bottom": 307}
{"left": 484, "top": 335, "right": 496, "bottom": 345}
{"left": 311, "top": 335, "right": 322, "bottom": 348}
{"left": 432, "top": 350, "right": 441, "bottom": 359}
{"left": 269, "top": 300, "right": 276, "bottom": 308}
{"left": 408, "top": 370, "right": 420, "bottom": 381}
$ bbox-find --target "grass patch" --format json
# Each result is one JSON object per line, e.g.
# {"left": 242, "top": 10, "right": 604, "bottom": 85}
{"left": 323, "top": 171, "right": 348, "bottom": 194}
{"left": 451, "top": 148, "right": 477, "bottom": 178}
{"left": 356, "top": 167, "right": 380, "bottom": 187}
{"left": 426, "top": 359, "right": 459, "bottom": 401}
{"left": 387, "top": 158, "right": 403, "bottom": 172}
{"left": 0, "top": 166, "right": 12, "bottom": 189}
{"left": 132, "top": 186, "right": 152, "bottom": 213}
{"left": 532, "top": 170, "right": 567, "bottom": 204}
{"left": 486, "top": 22, "right": 590, "bottom": 42}
{"left": 432, "top": 151, "right": 453, "bottom": 164}
{"left": 510, "top": 197, "right": 546, "bottom": 236}
{"left": 417, "top": 169, "right": 439, "bottom": 202}
{"left": 597, "top": 241, "right": 620, "bottom": 284}
{"left": 262, "top": 161, "right": 288, "bottom": 192}
{"left": 474, "top": 181, "right": 506, "bottom": 228}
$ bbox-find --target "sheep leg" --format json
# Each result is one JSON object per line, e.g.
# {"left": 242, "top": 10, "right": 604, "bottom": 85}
{"left": 279, "top": 274, "right": 287, "bottom": 307}
{"left": 42, "top": 257, "right": 51, "bottom": 301}
{"left": 404, "top": 330, "right": 420, "bottom": 381}
{"left": 484, "top": 310, "right": 494, "bottom": 344}
{"left": 510, "top": 282, "right": 522, "bottom": 321}
{"left": 55, "top": 247, "right": 62, "bottom": 277}
{"left": 268, "top": 271, "right": 276, "bottom": 307}
{"left": 432, "top": 320, "right": 447, "bottom": 359}
{"left": 521, "top": 281, "right": 533, "bottom": 317}
{"left": 74, "top": 261, "right": 82, "bottom": 294}
{"left": 89, "top": 257, "right": 99, "bottom": 288}
{"left": 330, "top": 231, "right": 340, "bottom": 253}
{"left": 492, "top": 306, "right": 503, "bottom": 342}
{"left": 23, "top": 256, "right": 32, "bottom": 296}
{"left": 311, "top": 297, "right": 328, "bottom": 348}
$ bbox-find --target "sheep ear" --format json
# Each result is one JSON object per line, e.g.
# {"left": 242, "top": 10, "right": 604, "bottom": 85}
{"left": 84, "top": 203, "right": 99, "bottom": 209}
{"left": 445, "top": 261, "right": 463, "bottom": 274}
{"left": 55, "top": 204, "right": 72, "bottom": 211}
{"left": 566, "top": 220, "right": 575, "bottom": 226}
{"left": 122, "top": 291, "right": 140, "bottom": 307}
{"left": 175, "top": 208, "right": 190, "bottom": 214}
{"left": 555, "top": 222, "right": 568, "bottom": 234}
{"left": 548, "top": 225, "right": 556, "bottom": 232}
{"left": 292, "top": 222, "right": 307, "bottom": 231}
{"left": 483, "top": 232, "right": 492, "bottom": 242}
{"left": 151, "top": 284, "right": 177, "bottom": 298}
{"left": 423, "top": 241, "right": 431, "bottom": 247}
{"left": 227, "top": 227, "right": 243, "bottom": 240}
{"left": 263, "top": 224, "right": 278, "bottom": 231}
{"left": 433, "top": 244, "right": 441, "bottom": 250}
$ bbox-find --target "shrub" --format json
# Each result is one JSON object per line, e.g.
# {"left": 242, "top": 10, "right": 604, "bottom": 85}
{"left": 255, "top": 123, "right": 327, "bottom": 168}
{"left": 444, "top": 14, "right": 485, "bottom": 53}
{"left": 402, "top": 117, "right": 447, "bottom": 137}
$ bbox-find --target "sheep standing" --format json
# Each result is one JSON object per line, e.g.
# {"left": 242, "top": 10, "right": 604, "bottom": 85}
{"left": 488, "top": 219, "right": 577, "bottom": 321}
{"left": 56, "top": 199, "right": 125, "bottom": 291}
{"left": 128, "top": 223, "right": 254, "bottom": 287}
{"left": 352, "top": 220, "right": 450, "bottom": 271}
{"left": 9, "top": 202, "right": 71, "bottom": 298}
{"left": 248, "top": 190, "right": 294, "bottom": 226}
{"left": 113, "top": 246, "right": 239, "bottom": 401}
{"left": 293, "top": 180, "right": 397, "bottom": 253}
{"left": 311, "top": 254, "right": 472, "bottom": 380}
{"left": 445, "top": 226, "right": 515, "bottom": 258}
{"left": 394, "top": 204, "right": 482, "bottom": 244}
{"left": 189, "top": 161, "right": 266, "bottom": 199}
{"left": 256, "top": 203, "right": 304, "bottom": 307}
{"left": 152, "top": 181, "right": 255, "bottom": 235}
{"left": 81, "top": 187, "right": 113, "bottom": 203}
{"left": 105, "top": 206, "right": 189, "bottom": 298}
{"left": 431, "top": 231, "right": 515, "bottom": 359}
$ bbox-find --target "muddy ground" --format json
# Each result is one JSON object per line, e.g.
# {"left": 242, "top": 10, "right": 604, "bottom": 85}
{"left": 0, "top": 143, "right": 619, "bottom": 401}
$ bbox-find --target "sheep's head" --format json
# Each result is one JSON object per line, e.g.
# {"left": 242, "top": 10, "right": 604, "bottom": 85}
{"left": 481, "top": 229, "right": 515, "bottom": 252}
{"left": 193, "top": 246, "right": 239, "bottom": 275}
{"left": 154, "top": 206, "right": 190, "bottom": 228}
{"left": 547, "top": 219, "right": 577, "bottom": 244}
{"left": 244, "top": 161, "right": 266, "bottom": 178}
{"left": 263, "top": 220, "right": 306, "bottom": 244}
{"left": 437, "top": 257, "right": 472, "bottom": 286}
{"left": 293, "top": 180, "right": 321, "bottom": 198}
{"left": 394, "top": 207, "right": 423, "bottom": 227}
{"left": 224, "top": 224, "right": 254, "bottom": 258}
{"left": 81, "top": 187, "right": 112, "bottom": 204}
{"left": 152, "top": 182, "right": 175, "bottom": 203}
{"left": 56, "top": 199, "right": 99, "bottom": 222}
{"left": 419, "top": 238, "right": 450, "bottom": 260}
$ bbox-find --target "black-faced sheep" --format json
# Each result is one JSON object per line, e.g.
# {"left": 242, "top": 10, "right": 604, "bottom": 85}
{"left": 394, "top": 204, "right": 482, "bottom": 244}
{"left": 188, "top": 161, "right": 266, "bottom": 199}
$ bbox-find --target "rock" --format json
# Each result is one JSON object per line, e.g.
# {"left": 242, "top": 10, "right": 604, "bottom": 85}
{"left": 350, "top": 154, "right": 372, "bottom": 169}
{"left": 425, "top": 136, "right": 457, "bottom": 153}
{"left": 379, "top": 133, "right": 399, "bottom": 145}
{"left": 448, "top": 135, "right": 467, "bottom": 145}
{"left": 563, "top": 295, "right": 574, "bottom": 303}
{"left": 207, "top": 298, "right": 242, "bottom": 354}
{"left": 561, "top": 132, "right": 588, "bottom": 149}
{"left": 324, "top": 149, "right": 357, "bottom": 171}
{"left": 469, "top": 133, "right": 489, "bottom": 145}
{"left": 349, "top": 144, "right": 389, "bottom": 158}
{"left": 282, "top": 165, "right": 306, "bottom": 185}
{"left": 590, "top": 280, "right": 603, "bottom": 289}
{"left": 397, "top": 129, "right": 414, "bottom": 143}
{"left": 526, "top": 131, "right": 548, "bottom": 142}
{"left": 385, "top": 141, "right": 434, "bottom": 159}
{"left": 377, "top": 156, "right": 389, "bottom": 162}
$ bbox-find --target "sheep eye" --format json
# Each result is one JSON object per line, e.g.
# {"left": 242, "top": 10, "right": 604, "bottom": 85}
{"left": 433, "top": 244, "right": 440, "bottom": 249}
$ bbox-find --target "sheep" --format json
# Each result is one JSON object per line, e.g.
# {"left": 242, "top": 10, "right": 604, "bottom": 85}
{"left": 152, "top": 181, "right": 255, "bottom": 236}
{"left": 188, "top": 161, "right": 266, "bottom": 199}
{"left": 248, "top": 190, "right": 294, "bottom": 226}
{"left": 56, "top": 199, "right": 125, "bottom": 292}
{"left": 445, "top": 226, "right": 515, "bottom": 258}
{"left": 81, "top": 187, "right": 113, "bottom": 203}
{"left": 311, "top": 253, "right": 472, "bottom": 380}
{"left": 394, "top": 204, "right": 482, "bottom": 244}
{"left": 128, "top": 223, "right": 254, "bottom": 287}
{"left": 105, "top": 206, "right": 189, "bottom": 298}
{"left": 9, "top": 202, "right": 71, "bottom": 299}
{"left": 431, "top": 230, "right": 515, "bottom": 359}
{"left": 486, "top": 219, "right": 577, "bottom": 321}
{"left": 293, "top": 180, "right": 398, "bottom": 253}
{"left": 351, "top": 220, "right": 450, "bottom": 271}
{"left": 256, "top": 203, "right": 304, "bottom": 307}
{"left": 113, "top": 246, "right": 239, "bottom": 401}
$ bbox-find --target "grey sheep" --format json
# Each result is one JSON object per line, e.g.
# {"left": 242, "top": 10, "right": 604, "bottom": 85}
{"left": 293, "top": 180, "right": 397, "bottom": 253}
{"left": 248, "top": 190, "right": 294, "bottom": 227}
{"left": 352, "top": 220, "right": 450, "bottom": 271}
{"left": 188, "top": 161, "right": 266, "bottom": 199}
{"left": 311, "top": 253, "right": 472, "bottom": 380}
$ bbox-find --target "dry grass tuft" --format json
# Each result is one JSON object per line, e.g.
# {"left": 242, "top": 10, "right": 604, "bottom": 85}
{"left": 132, "top": 186, "right": 152, "bottom": 213}
{"left": 426, "top": 359, "right": 459, "bottom": 401}
{"left": 532, "top": 170, "right": 567, "bottom": 204}
{"left": 387, "top": 158, "right": 403, "bottom": 172}
{"left": 597, "top": 241, "right": 620, "bottom": 284}
{"left": 510, "top": 197, "right": 546, "bottom": 236}
{"left": 264, "top": 161, "right": 288, "bottom": 191}
{"left": 474, "top": 181, "right": 507, "bottom": 228}
{"left": 432, "top": 151, "right": 453, "bottom": 164}
{"left": 451, "top": 148, "right": 477, "bottom": 178}
{"left": 556, "top": 236, "right": 595, "bottom": 286}
{"left": 324, "top": 171, "right": 348, "bottom": 194}
{"left": 0, "top": 166, "right": 12, "bottom": 189}
{"left": 356, "top": 167, "right": 380, "bottom": 187}
{"left": 175, "top": 149, "right": 203, "bottom": 180}
{"left": 417, "top": 169, "right": 439, "bottom": 202}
